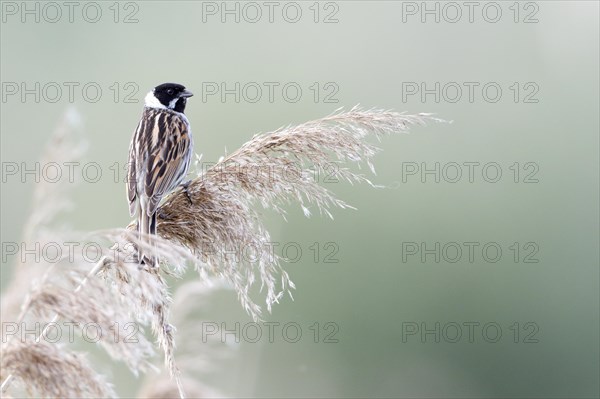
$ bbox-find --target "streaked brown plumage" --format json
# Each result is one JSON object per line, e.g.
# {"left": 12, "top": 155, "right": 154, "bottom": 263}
{"left": 127, "top": 83, "right": 194, "bottom": 267}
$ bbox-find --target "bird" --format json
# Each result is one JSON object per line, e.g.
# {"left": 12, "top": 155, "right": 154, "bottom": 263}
{"left": 127, "top": 83, "right": 194, "bottom": 267}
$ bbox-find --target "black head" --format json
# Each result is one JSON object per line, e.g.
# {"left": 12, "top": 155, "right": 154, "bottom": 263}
{"left": 145, "top": 83, "right": 193, "bottom": 113}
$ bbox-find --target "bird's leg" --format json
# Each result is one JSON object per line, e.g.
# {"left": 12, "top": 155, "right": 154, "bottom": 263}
{"left": 181, "top": 180, "right": 193, "bottom": 205}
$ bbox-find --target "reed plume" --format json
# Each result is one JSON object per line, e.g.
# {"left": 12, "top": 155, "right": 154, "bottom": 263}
{"left": 155, "top": 107, "right": 443, "bottom": 320}
{"left": 0, "top": 106, "right": 444, "bottom": 398}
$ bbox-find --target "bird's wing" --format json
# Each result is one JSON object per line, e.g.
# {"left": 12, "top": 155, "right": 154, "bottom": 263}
{"left": 126, "top": 120, "right": 142, "bottom": 217}
{"left": 144, "top": 114, "right": 192, "bottom": 215}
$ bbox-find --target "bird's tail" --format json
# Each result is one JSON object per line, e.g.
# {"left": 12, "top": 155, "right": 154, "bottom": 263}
{"left": 137, "top": 203, "right": 158, "bottom": 268}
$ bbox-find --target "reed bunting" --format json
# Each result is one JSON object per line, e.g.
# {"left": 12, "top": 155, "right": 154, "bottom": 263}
{"left": 127, "top": 83, "right": 194, "bottom": 267}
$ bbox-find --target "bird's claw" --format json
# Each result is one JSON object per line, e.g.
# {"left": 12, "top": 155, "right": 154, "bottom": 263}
{"left": 181, "top": 180, "right": 193, "bottom": 205}
{"left": 157, "top": 207, "right": 172, "bottom": 220}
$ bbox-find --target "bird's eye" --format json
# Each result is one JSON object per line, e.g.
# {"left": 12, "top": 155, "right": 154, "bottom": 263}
{"left": 167, "top": 89, "right": 174, "bottom": 95}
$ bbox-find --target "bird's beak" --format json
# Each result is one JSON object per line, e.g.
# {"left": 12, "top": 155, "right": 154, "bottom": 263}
{"left": 180, "top": 89, "right": 194, "bottom": 98}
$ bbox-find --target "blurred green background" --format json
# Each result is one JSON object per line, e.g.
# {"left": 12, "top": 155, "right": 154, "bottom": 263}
{"left": 1, "top": 1, "right": 598, "bottom": 398}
